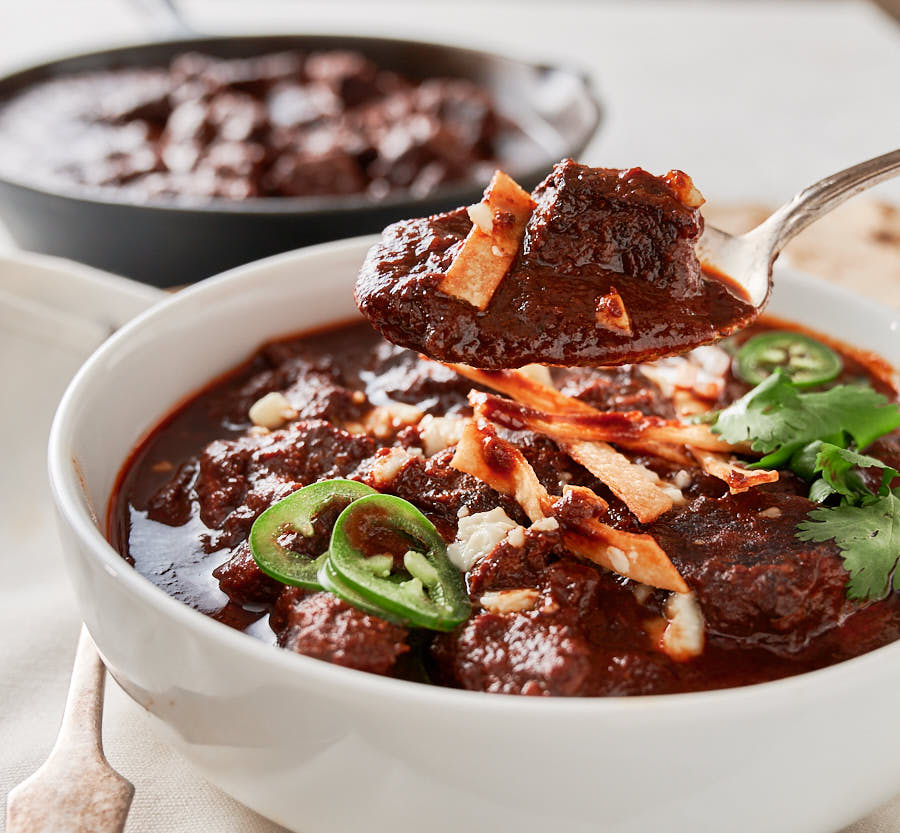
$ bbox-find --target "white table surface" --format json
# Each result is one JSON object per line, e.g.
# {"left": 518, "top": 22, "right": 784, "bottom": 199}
{"left": 2, "top": 3, "right": 900, "bottom": 832}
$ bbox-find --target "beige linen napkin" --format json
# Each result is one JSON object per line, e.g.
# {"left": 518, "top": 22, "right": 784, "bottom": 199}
{"left": 0, "top": 265, "right": 287, "bottom": 832}
{"left": 1, "top": 204, "right": 899, "bottom": 832}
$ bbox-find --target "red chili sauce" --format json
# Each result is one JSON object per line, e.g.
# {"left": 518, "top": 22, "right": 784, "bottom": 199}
{"left": 108, "top": 318, "right": 900, "bottom": 695}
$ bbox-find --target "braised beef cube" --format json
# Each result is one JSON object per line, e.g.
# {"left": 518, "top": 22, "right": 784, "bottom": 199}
{"left": 369, "top": 116, "right": 470, "bottom": 189}
{"left": 267, "top": 81, "right": 341, "bottom": 127}
{"left": 466, "top": 528, "right": 560, "bottom": 596}
{"left": 362, "top": 341, "right": 475, "bottom": 414}
{"left": 273, "top": 589, "right": 409, "bottom": 675}
{"left": 163, "top": 98, "right": 215, "bottom": 148}
{"left": 432, "top": 613, "right": 594, "bottom": 696}
{"left": 304, "top": 51, "right": 380, "bottom": 107}
{"left": 197, "top": 141, "right": 267, "bottom": 180}
{"left": 651, "top": 492, "right": 856, "bottom": 652}
{"left": 264, "top": 147, "right": 365, "bottom": 196}
{"left": 146, "top": 460, "right": 199, "bottom": 527}
{"left": 363, "top": 448, "right": 527, "bottom": 535}
{"left": 101, "top": 72, "right": 173, "bottom": 125}
{"left": 213, "top": 541, "right": 281, "bottom": 606}
{"left": 249, "top": 420, "right": 375, "bottom": 484}
{"left": 523, "top": 161, "right": 704, "bottom": 298}
{"left": 555, "top": 365, "right": 677, "bottom": 418}
{"left": 195, "top": 439, "right": 252, "bottom": 528}
{"left": 414, "top": 78, "right": 498, "bottom": 152}
{"left": 207, "top": 92, "right": 269, "bottom": 142}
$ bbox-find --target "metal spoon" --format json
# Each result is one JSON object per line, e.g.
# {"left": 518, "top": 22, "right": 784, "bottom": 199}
{"left": 697, "top": 147, "right": 900, "bottom": 308}
{"left": 5, "top": 626, "right": 134, "bottom": 833}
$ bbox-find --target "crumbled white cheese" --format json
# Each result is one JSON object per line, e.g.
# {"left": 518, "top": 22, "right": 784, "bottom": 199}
{"left": 361, "top": 400, "right": 424, "bottom": 438}
{"left": 370, "top": 447, "right": 422, "bottom": 488}
{"left": 447, "top": 507, "right": 522, "bottom": 571}
{"left": 640, "top": 344, "right": 730, "bottom": 403}
{"left": 530, "top": 516, "right": 559, "bottom": 532}
{"left": 517, "top": 363, "right": 555, "bottom": 388}
{"left": 506, "top": 526, "right": 526, "bottom": 548}
{"left": 457, "top": 505, "right": 471, "bottom": 519}
{"left": 632, "top": 583, "right": 653, "bottom": 605}
{"left": 467, "top": 202, "right": 494, "bottom": 234}
{"left": 661, "top": 591, "right": 705, "bottom": 661}
{"left": 691, "top": 344, "right": 731, "bottom": 378}
{"left": 673, "top": 469, "right": 692, "bottom": 490}
{"left": 248, "top": 392, "right": 297, "bottom": 429}
{"left": 480, "top": 588, "right": 540, "bottom": 614}
{"left": 607, "top": 546, "right": 630, "bottom": 575}
{"left": 418, "top": 414, "right": 467, "bottom": 456}
{"left": 491, "top": 245, "right": 503, "bottom": 257}
{"left": 660, "top": 482, "right": 686, "bottom": 504}
{"left": 758, "top": 506, "right": 782, "bottom": 519}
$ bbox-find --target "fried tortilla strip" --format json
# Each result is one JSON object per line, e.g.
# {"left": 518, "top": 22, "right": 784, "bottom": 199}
{"left": 448, "top": 363, "right": 683, "bottom": 521}
{"left": 451, "top": 420, "right": 688, "bottom": 592}
{"left": 559, "top": 490, "right": 689, "bottom": 593}
{"left": 471, "top": 390, "right": 743, "bottom": 453}
{"left": 451, "top": 419, "right": 552, "bottom": 522}
{"left": 546, "top": 439, "right": 677, "bottom": 523}
{"left": 437, "top": 171, "right": 535, "bottom": 310}
{"left": 595, "top": 286, "right": 633, "bottom": 336}
{"left": 689, "top": 448, "right": 779, "bottom": 495}
{"left": 445, "top": 363, "right": 598, "bottom": 415}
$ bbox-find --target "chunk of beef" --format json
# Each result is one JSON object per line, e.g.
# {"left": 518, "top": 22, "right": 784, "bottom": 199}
{"left": 212, "top": 541, "right": 281, "bottom": 606}
{"left": 356, "top": 160, "right": 754, "bottom": 367}
{"left": 360, "top": 446, "right": 527, "bottom": 537}
{"left": 651, "top": 492, "right": 855, "bottom": 652}
{"left": 271, "top": 587, "right": 409, "bottom": 675}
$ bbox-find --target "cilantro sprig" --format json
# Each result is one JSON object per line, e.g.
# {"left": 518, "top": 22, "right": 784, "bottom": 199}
{"left": 798, "top": 492, "right": 900, "bottom": 600}
{"left": 711, "top": 371, "right": 900, "bottom": 469}
{"left": 711, "top": 371, "right": 900, "bottom": 601}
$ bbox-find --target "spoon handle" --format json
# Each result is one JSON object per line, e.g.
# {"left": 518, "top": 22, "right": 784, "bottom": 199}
{"left": 5, "top": 625, "right": 134, "bottom": 833}
{"left": 757, "top": 147, "right": 900, "bottom": 258}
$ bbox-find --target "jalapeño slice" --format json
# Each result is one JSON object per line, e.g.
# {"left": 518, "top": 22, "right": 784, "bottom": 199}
{"left": 736, "top": 331, "right": 842, "bottom": 389}
{"left": 328, "top": 494, "right": 471, "bottom": 631}
{"left": 249, "top": 479, "right": 376, "bottom": 589}
{"left": 317, "top": 558, "right": 408, "bottom": 626}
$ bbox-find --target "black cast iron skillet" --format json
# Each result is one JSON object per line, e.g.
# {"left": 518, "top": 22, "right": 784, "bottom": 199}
{"left": 0, "top": 34, "right": 601, "bottom": 286}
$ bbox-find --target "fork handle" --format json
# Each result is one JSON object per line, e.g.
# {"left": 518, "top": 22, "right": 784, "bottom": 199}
{"left": 756, "top": 147, "right": 900, "bottom": 258}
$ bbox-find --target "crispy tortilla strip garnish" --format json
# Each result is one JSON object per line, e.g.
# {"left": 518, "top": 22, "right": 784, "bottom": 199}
{"left": 470, "top": 390, "right": 743, "bottom": 453}
{"left": 555, "top": 485, "right": 688, "bottom": 593}
{"left": 689, "top": 448, "right": 779, "bottom": 495}
{"left": 595, "top": 286, "right": 633, "bottom": 336}
{"left": 437, "top": 171, "right": 535, "bottom": 310}
{"left": 451, "top": 419, "right": 552, "bottom": 522}
{"left": 451, "top": 421, "right": 688, "bottom": 592}
{"left": 445, "top": 363, "right": 598, "bottom": 415}
{"left": 553, "top": 439, "right": 678, "bottom": 524}
{"left": 615, "top": 439, "right": 695, "bottom": 466}
{"left": 448, "top": 363, "right": 690, "bottom": 520}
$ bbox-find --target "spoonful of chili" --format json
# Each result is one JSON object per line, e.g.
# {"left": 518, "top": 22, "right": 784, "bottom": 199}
{"left": 355, "top": 149, "right": 900, "bottom": 369}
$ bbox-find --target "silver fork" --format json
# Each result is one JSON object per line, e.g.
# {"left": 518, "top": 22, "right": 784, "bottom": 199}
{"left": 5, "top": 626, "right": 134, "bottom": 833}
{"left": 697, "top": 147, "right": 900, "bottom": 310}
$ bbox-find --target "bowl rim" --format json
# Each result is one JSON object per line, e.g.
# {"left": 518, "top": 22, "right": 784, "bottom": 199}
{"left": 0, "top": 32, "right": 602, "bottom": 216}
{"left": 47, "top": 234, "right": 900, "bottom": 716}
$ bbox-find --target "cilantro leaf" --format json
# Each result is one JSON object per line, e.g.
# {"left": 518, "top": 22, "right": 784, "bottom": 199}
{"left": 797, "top": 491, "right": 900, "bottom": 600}
{"left": 711, "top": 372, "right": 900, "bottom": 465}
{"left": 814, "top": 444, "right": 899, "bottom": 502}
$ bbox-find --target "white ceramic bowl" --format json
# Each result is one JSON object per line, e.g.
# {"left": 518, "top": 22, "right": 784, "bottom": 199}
{"left": 49, "top": 237, "right": 900, "bottom": 833}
